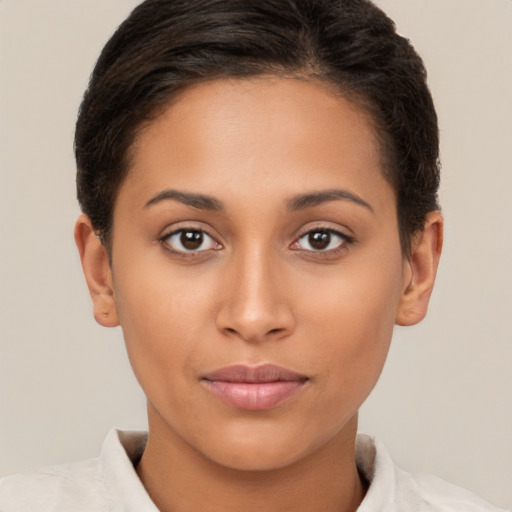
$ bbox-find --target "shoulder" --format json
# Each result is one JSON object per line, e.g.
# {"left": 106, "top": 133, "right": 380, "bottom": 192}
{"left": 0, "top": 457, "right": 108, "bottom": 512}
{"left": 0, "top": 429, "right": 149, "bottom": 512}
{"left": 391, "top": 465, "right": 508, "bottom": 512}
{"left": 356, "top": 434, "right": 508, "bottom": 512}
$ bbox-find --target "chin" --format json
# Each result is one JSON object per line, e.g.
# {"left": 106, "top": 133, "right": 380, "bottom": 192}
{"left": 195, "top": 421, "right": 344, "bottom": 473}
{"left": 207, "top": 441, "right": 309, "bottom": 472}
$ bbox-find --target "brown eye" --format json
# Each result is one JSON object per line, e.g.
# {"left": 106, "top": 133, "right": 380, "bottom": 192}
{"left": 296, "top": 229, "right": 348, "bottom": 252}
{"left": 163, "top": 229, "right": 219, "bottom": 253}
{"left": 181, "top": 230, "right": 204, "bottom": 250}
{"left": 308, "top": 231, "right": 331, "bottom": 250}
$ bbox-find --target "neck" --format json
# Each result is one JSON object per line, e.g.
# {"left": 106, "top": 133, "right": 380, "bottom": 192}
{"left": 137, "top": 406, "right": 366, "bottom": 512}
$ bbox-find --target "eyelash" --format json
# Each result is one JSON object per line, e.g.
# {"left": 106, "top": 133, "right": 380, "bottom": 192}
{"left": 159, "top": 226, "right": 354, "bottom": 258}
{"left": 292, "top": 227, "right": 354, "bottom": 255}
{"left": 159, "top": 227, "right": 222, "bottom": 258}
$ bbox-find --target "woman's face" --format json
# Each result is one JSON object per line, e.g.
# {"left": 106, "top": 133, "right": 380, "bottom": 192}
{"left": 108, "top": 77, "right": 410, "bottom": 470}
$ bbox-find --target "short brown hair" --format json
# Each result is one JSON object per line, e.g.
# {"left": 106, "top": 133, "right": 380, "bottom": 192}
{"left": 75, "top": 0, "right": 440, "bottom": 255}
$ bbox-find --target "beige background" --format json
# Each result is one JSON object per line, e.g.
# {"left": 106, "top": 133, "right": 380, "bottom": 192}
{"left": 1, "top": 0, "right": 511, "bottom": 509}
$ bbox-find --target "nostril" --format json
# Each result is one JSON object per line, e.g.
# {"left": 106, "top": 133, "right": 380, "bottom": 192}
{"left": 216, "top": 299, "right": 296, "bottom": 343}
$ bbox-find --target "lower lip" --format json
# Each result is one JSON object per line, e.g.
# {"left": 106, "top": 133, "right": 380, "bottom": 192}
{"left": 202, "top": 380, "right": 306, "bottom": 411}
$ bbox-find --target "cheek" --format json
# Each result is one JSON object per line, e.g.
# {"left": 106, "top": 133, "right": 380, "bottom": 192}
{"left": 111, "top": 263, "right": 217, "bottom": 390}
{"left": 298, "top": 251, "right": 404, "bottom": 388}
{"left": 294, "top": 286, "right": 396, "bottom": 436}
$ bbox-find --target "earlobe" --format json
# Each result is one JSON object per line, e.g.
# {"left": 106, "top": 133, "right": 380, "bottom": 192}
{"left": 396, "top": 211, "right": 443, "bottom": 326}
{"left": 74, "top": 214, "right": 119, "bottom": 328}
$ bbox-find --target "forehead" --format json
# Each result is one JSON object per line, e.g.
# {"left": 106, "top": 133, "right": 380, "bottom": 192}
{"left": 122, "top": 76, "right": 393, "bottom": 214}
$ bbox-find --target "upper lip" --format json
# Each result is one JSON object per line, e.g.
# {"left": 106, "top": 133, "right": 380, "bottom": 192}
{"left": 202, "top": 364, "right": 308, "bottom": 383}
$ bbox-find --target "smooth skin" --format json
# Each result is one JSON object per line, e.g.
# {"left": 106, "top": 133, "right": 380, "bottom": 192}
{"left": 75, "top": 77, "right": 442, "bottom": 512}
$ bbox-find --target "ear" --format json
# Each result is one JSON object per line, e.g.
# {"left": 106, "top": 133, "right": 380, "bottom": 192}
{"left": 74, "top": 214, "right": 119, "bottom": 328}
{"left": 396, "top": 211, "right": 443, "bottom": 326}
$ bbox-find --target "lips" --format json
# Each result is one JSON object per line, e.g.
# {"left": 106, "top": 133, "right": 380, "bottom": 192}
{"left": 201, "top": 364, "right": 308, "bottom": 411}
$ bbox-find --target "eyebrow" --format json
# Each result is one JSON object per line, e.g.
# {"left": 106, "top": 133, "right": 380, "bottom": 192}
{"left": 145, "top": 189, "right": 224, "bottom": 211}
{"left": 287, "top": 189, "right": 374, "bottom": 213}
{"left": 144, "top": 187, "right": 373, "bottom": 213}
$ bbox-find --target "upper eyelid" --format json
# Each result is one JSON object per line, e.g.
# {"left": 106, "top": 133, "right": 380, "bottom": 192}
{"left": 296, "top": 229, "right": 350, "bottom": 244}
{"left": 299, "top": 227, "right": 346, "bottom": 236}
{"left": 295, "top": 225, "right": 353, "bottom": 241}
{"left": 160, "top": 223, "right": 219, "bottom": 241}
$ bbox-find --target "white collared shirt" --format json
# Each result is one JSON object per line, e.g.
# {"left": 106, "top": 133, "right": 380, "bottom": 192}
{"left": 0, "top": 429, "right": 507, "bottom": 511}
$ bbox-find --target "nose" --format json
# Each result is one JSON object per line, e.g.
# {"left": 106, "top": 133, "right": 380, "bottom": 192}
{"left": 215, "top": 247, "right": 296, "bottom": 343}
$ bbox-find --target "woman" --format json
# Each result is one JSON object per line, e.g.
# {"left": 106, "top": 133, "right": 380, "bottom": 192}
{"left": 0, "top": 0, "right": 507, "bottom": 510}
